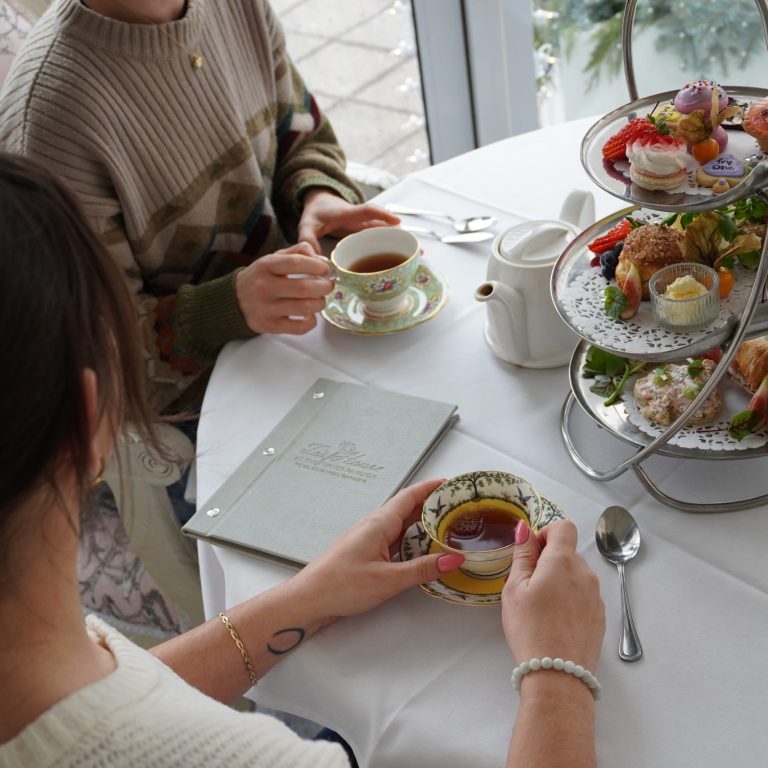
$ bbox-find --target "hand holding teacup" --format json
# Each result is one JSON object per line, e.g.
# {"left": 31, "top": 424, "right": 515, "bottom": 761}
{"left": 235, "top": 241, "right": 335, "bottom": 335}
{"left": 421, "top": 471, "right": 547, "bottom": 580}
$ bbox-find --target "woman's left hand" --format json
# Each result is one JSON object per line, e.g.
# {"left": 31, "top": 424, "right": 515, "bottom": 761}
{"left": 297, "top": 188, "right": 400, "bottom": 252}
{"left": 292, "top": 478, "right": 464, "bottom": 624}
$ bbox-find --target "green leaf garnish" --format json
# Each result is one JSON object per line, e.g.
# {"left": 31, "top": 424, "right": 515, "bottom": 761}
{"left": 647, "top": 113, "right": 671, "bottom": 135}
{"left": 679, "top": 211, "right": 697, "bottom": 230}
{"left": 683, "top": 384, "right": 700, "bottom": 400}
{"left": 604, "top": 285, "right": 628, "bottom": 319}
{"left": 653, "top": 366, "right": 670, "bottom": 386}
{"left": 738, "top": 251, "right": 761, "bottom": 270}
{"left": 729, "top": 409, "right": 759, "bottom": 441}
{"left": 717, "top": 215, "right": 739, "bottom": 243}
{"left": 582, "top": 345, "right": 645, "bottom": 406}
{"left": 687, "top": 359, "right": 705, "bottom": 378}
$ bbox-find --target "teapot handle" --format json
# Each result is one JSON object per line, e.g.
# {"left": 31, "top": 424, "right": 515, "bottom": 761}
{"left": 513, "top": 222, "right": 572, "bottom": 262}
{"left": 558, "top": 189, "right": 595, "bottom": 230}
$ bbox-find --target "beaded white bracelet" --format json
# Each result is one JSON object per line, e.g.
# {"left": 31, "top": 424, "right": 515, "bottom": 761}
{"left": 511, "top": 657, "right": 602, "bottom": 701}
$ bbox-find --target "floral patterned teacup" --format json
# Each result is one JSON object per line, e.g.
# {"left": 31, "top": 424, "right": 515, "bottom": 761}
{"left": 331, "top": 228, "right": 420, "bottom": 317}
{"left": 422, "top": 471, "right": 544, "bottom": 579}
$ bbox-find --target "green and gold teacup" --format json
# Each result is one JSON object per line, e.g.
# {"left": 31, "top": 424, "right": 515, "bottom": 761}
{"left": 422, "top": 471, "right": 543, "bottom": 579}
{"left": 331, "top": 228, "right": 420, "bottom": 317}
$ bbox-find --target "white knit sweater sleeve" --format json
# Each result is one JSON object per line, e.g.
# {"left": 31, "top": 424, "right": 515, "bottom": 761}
{"left": 0, "top": 617, "right": 350, "bottom": 768}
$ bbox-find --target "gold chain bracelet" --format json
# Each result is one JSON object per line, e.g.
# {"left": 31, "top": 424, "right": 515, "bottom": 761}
{"left": 219, "top": 612, "right": 258, "bottom": 686}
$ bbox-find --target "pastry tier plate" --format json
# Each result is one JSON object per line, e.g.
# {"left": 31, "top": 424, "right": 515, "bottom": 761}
{"left": 551, "top": 206, "right": 768, "bottom": 361}
{"left": 581, "top": 86, "right": 768, "bottom": 213}
{"left": 568, "top": 340, "right": 768, "bottom": 459}
{"left": 321, "top": 263, "right": 448, "bottom": 336}
{"left": 399, "top": 498, "right": 566, "bottom": 606}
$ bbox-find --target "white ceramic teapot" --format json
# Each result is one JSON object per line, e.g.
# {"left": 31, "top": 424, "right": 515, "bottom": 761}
{"left": 475, "top": 189, "right": 594, "bottom": 368}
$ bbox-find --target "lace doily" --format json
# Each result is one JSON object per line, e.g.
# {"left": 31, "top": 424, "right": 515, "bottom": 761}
{"left": 622, "top": 370, "right": 768, "bottom": 451}
{"left": 556, "top": 208, "right": 759, "bottom": 356}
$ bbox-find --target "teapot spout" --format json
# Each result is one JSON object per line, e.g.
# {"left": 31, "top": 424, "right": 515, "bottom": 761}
{"left": 475, "top": 281, "right": 528, "bottom": 364}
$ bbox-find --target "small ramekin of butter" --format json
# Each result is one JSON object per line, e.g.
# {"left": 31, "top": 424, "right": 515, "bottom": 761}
{"left": 649, "top": 263, "right": 720, "bottom": 332}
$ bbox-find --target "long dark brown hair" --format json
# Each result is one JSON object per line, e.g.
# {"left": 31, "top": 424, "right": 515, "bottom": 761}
{"left": 0, "top": 152, "right": 155, "bottom": 521}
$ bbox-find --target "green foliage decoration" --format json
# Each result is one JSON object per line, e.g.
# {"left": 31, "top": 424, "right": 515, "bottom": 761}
{"left": 533, "top": 0, "right": 765, "bottom": 93}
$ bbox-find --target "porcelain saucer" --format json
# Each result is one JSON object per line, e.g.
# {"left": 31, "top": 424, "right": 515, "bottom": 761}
{"left": 321, "top": 263, "right": 448, "bottom": 336}
{"left": 399, "top": 497, "right": 567, "bottom": 606}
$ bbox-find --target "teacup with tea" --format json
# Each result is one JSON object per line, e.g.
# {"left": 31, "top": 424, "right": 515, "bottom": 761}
{"left": 330, "top": 228, "right": 420, "bottom": 317}
{"left": 421, "top": 471, "right": 543, "bottom": 579}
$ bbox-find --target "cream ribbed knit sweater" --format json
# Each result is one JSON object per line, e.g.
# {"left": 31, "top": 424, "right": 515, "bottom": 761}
{"left": 0, "top": 0, "right": 360, "bottom": 409}
{"left": 0, "top": 616, "right": 350, "bottom": 768}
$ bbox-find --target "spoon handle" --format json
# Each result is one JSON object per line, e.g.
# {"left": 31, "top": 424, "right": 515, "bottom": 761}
{"left": 385, "top": 204, "right": 452, "bottom": 222}
{"left": 617, "top": 562, "right": 643, "bottom": 662}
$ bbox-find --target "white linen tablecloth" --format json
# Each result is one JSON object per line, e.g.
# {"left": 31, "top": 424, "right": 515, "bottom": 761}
{"left": 196, "top": 118, "right": 768, "bottom": 767}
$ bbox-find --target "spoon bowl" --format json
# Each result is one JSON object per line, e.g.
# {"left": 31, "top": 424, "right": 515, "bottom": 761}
{"left": 596, "top": 505, "right": 643, "bottom": 662}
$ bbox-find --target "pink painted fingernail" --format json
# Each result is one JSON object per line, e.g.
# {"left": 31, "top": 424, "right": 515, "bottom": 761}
{"left": 437, "top": 553, "right": 464, "bottom": 573}
{"left": 515, "top": 520, "right": 529, "bottom": 545}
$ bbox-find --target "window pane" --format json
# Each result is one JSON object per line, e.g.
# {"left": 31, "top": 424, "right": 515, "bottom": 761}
{"left": 278, "top": 0, "right": 430, "bottom": 178}
{"left": 533, "top": 0, "right": 768, "bottom": 125}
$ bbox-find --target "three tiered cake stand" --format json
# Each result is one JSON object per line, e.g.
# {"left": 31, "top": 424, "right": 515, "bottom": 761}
{"left": 552, "top": 0, "right": 768, "bottom": 511}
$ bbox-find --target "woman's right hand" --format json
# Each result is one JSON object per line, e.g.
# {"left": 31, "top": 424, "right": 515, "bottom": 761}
{"left": 502, "top": 519, "right": 605, "bottom": 671}
{"left": 234, "top": 242, "right": 334, "bottom": 335}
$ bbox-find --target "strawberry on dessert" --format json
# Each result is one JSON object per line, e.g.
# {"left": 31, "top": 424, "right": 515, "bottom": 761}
{"left": 626, "top": 134, "right": 691, "bottom": 191}
{"left": 602, "top": 117, "right": 659, "bottom": 162}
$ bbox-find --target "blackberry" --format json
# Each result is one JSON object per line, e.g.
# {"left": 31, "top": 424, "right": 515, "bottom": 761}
{"left": 600, "top": 249, "right": 618, "bottom": 280}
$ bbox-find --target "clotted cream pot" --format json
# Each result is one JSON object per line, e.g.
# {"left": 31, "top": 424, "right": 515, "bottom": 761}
{"left": 475, "top": 189, "right": 594, "bottom": 368}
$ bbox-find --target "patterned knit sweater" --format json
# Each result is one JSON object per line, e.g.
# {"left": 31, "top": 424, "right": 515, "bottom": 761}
{"left": 0, "top": 0, "right": 361, "bottom": 409}
{"left": 0, "top": 616, "right": 350, "bottom": 768}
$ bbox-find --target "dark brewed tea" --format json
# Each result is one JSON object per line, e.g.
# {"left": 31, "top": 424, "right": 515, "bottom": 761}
{"left": 348, "top": 252, "right": 407, "bottom": 273}
{"left": 441, "top": 500, "right": 524, "bottom": 552}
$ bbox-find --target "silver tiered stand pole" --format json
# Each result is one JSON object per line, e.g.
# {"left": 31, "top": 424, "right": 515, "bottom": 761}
{"left": 560, "top": 0, "right": 768, "bottom": 512}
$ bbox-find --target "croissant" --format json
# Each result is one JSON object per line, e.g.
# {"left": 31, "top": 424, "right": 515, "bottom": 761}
{"left": 733, "top": 337, "right": 768, "bottom": 391}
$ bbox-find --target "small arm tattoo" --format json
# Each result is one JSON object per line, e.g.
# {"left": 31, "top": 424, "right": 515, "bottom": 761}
{"left": 267, "top": 627, "right": 306, "bottom": 655}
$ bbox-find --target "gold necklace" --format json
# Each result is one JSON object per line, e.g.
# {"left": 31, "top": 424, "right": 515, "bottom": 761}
{"left": 107, "top": 0, "right": 204, "bottom": 70}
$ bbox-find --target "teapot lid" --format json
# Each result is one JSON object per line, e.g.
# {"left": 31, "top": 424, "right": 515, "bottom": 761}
{"left": 496, "top": 221, "right": 577, "bottom": 268}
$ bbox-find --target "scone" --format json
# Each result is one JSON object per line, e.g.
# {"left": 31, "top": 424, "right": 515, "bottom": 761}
{"left": 615, "top": 224, "right": 685, "bottom": 300}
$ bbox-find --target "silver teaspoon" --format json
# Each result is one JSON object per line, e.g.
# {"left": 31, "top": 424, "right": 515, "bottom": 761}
{"left": 595, "top": 506, "right": 643, "bottom": 662}
{"left": 385, "top": 203, "right": 497, "bottom": 233}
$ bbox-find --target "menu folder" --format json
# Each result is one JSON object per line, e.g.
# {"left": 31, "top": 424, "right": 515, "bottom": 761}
{"left": 183, "top": 378, "right": 458, "bottom": 568}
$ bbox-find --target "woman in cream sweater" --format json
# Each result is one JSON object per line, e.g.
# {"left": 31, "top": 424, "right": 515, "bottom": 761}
{"left": 0, "top": 153, "right": 604, "bottom": 768}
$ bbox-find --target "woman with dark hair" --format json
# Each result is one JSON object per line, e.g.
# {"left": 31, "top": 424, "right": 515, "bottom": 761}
{"left": 0, "top": 154, "right": 604, "bottom": 767}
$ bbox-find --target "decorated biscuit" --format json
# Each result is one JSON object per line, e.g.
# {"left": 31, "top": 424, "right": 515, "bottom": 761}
{"left": 695, "top": 154, "right": 745, "bottom": 188}
{"left": 651, "top": 103, "right": 682, "bottom": 130}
